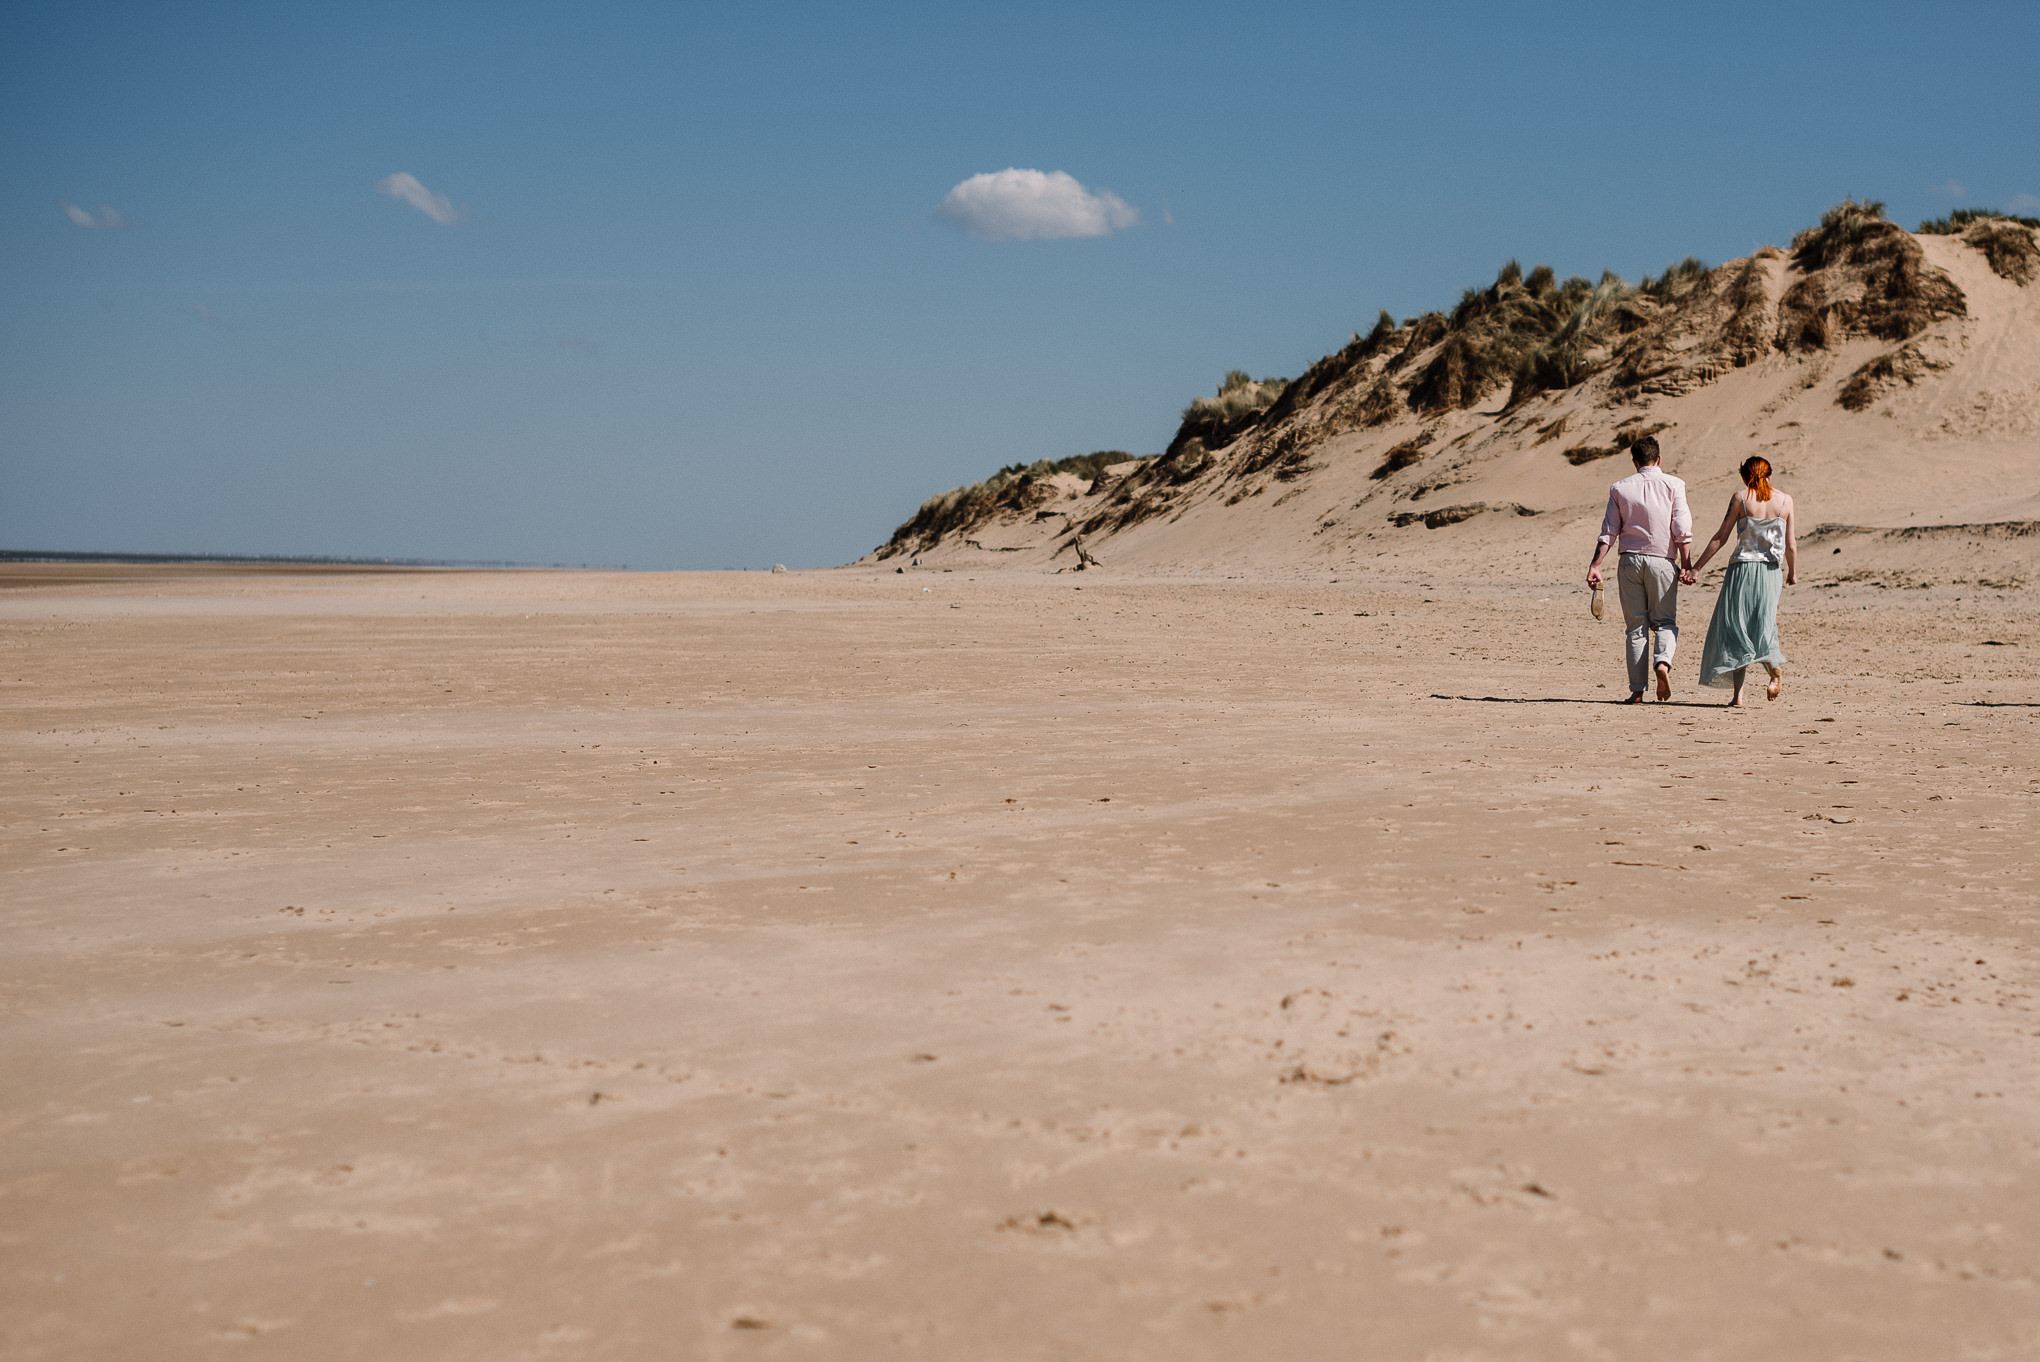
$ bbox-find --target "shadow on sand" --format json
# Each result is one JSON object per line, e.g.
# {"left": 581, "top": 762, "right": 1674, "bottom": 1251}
{"left": 1431, "top": 694, "right": 1723, "bottom": 709}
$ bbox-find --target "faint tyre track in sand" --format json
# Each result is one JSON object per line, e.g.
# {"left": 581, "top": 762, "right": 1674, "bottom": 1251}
{"left": 1, "top": 565, "right": 2036, "bottom": 1360}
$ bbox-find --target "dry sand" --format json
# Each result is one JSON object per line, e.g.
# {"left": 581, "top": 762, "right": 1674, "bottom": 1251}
{"left": 3, "top": 562, "right": 2037, "bottom": 1360}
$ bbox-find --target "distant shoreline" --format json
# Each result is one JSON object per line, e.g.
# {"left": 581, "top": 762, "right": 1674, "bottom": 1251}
{"left": 0, "top": 549, "right": 555, "bottom": 569}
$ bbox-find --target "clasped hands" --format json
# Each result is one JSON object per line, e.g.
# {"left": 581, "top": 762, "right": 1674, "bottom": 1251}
{"left": 1585, "top": 564, "right": 1699, "bottom": 588}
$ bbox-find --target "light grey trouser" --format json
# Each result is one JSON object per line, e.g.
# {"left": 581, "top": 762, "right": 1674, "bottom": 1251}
{"left": 1617, "top": 552, "right": 1678, "bottom": 692}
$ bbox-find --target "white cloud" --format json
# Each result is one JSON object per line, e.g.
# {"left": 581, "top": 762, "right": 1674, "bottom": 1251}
{"left": 2009, "top": 193, "right": 2040, "bottom": 215}
{"left": 937, "top": 168, "right": 1139, "bottom": 242}
{"left": 1930, "top": 178, "right": 1966, "bottom": 198}
{"left": 61, "top": 200, "right": 130, "bottom": 229}
{"left": 375, "top": 172, "right": 462, "bottom": 226}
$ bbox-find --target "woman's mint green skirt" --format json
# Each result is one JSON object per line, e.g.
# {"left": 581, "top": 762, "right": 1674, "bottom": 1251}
{"left": 1699, "top": 560, "right": 1786, "bottom": 688}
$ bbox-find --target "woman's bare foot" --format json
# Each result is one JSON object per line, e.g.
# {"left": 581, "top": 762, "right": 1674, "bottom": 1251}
{"left": 1655, "top": 663, "right": 1672, "bottom": 702}
{"left": 1765, "top": 670, "right": 1783, "bottom": 701}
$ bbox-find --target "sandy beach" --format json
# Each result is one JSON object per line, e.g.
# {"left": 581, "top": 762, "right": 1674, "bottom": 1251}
{"left": 2, "top": 562, "right": 2035, "bottom": 1359}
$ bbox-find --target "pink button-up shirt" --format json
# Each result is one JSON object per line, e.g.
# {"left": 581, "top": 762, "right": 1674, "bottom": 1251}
{"left": 1597, "top": 465, "right": 1693, "bottom": 558}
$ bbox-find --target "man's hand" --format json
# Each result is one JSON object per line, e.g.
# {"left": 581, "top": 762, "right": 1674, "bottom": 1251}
{"left": 1586, "top": 566, "right": 1602, "bottom": 588}
{"left": 1679, "top": 566, "right": 1696, "bottom": 585}
{"left": 1785, "top": 570, "right": 1796, "bottom": 587}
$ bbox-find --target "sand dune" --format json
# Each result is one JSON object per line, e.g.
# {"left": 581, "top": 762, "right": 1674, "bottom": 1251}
{"left": 3, "top": 562, "right": 2035, "bottom": 1359}
{"left": 872, "top": 212, "right": 2040, "bottom": 584}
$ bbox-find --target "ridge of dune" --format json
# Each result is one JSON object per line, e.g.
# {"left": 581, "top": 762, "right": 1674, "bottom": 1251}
{"left": 868, "top": 208, "right": 2040, "bottom": 581}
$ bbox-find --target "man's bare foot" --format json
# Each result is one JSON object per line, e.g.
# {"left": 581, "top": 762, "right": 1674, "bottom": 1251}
{"left": 1624, "top": 692, "right": 1646, "bottom": 705}
{"left": 1766, "top": 671, "right": 1783, "bottom": 701}
{"left": 1655, "top": 663, "right": 1672, "bottom": 703}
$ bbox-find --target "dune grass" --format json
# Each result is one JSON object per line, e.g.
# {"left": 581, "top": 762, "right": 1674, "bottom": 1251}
{"left": 876, "top": 450, "right": 1154, "bottom": 558}
{"left": 1182, "top": 370, "right": 1290, "bottom": 426}
{"left": 1165, "top": 370, "right": 1292, "bottom": 460}
{"left": 1005, "top": 450, "right": 1146, "bottom": 484}
{"left": 1369, "top": 434, "right": 1432, "bottom": 480}
{"left": 1839, "top": 344, "right": 1938, "bottom": 411}
{"left": 1916, "top": 207, "right": 2040, "bottom": 234}
{"left": 1941, "top": 216, "right": 2040, "bottom": 284}
{"left": 1402, "top": 260, "right": 1608, "bottom": 411}
{"left": 1790, "top": 198, "right": 1889, "bottom": 270}
{"left": 1638, "top": 257, "right": 1710, "bottom": 300}
{"left": 1512, "top": 275, "right": 1635, "bottom": 398}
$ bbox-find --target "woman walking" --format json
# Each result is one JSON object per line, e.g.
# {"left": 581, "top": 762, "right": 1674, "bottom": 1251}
{"left": 1691, "top": 456, "right": 1796, "bottom": 706}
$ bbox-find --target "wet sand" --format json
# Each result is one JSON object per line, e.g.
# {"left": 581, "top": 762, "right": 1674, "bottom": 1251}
{"left": 3, "top": 565, "right": 2036, "bottom": 1359}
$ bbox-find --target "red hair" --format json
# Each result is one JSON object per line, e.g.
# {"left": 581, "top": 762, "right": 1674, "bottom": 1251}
{"left": 1740, "top": 456, "right": 1773, "bottom": 502}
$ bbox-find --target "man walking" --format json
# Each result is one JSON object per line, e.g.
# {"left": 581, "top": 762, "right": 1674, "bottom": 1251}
{"left": 1586, "top": 435, "right": 1694, "bottom": 703}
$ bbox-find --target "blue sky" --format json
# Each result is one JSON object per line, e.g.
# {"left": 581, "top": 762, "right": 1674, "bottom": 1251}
{"left": 5, "top": 1, "right": 2035, "bottom": 567}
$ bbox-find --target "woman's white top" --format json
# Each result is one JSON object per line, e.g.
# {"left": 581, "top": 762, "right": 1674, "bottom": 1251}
{"left": 1732, "top": 514, "right": 1786, "bottom": 566}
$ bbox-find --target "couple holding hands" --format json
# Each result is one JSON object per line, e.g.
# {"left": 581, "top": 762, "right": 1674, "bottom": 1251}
{"left": 1584, "top": 435, "right": 1796, "bottom": 707}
